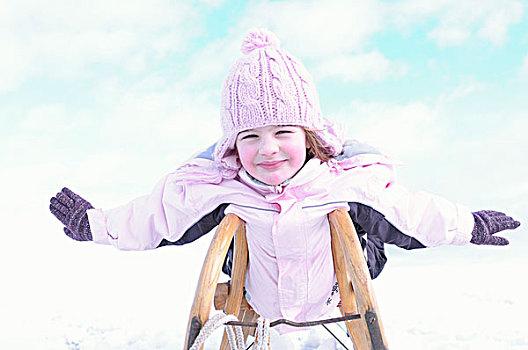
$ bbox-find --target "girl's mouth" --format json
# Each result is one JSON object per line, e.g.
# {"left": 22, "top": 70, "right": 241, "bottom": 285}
{"left": 257, "top": 160, "right": 286, "bottom": 170}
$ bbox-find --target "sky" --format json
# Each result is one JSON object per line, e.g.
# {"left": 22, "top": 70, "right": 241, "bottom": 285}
{"left": 1, "top": 0, "right": 527, "bottom": 349}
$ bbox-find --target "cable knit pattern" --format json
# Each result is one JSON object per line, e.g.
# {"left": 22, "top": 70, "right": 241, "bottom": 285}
{"left": 215, "top": 28, "right": 343, "bottom": 172}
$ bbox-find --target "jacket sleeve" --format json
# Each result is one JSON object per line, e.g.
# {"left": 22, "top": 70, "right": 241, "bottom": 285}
{"left": 86, "top": 173, "right": 204, "bottom": 250}
{"left": 348, "top": 202, "right": 426, "bottom": 250}
{"left": 336, "top": 154, "right": 475, "bottom": 247}
{"left": 359, "top": 163, "right": 475, "bottom": 247}
{"left": 157, "top": 203, "right": 229, "bottom": 246}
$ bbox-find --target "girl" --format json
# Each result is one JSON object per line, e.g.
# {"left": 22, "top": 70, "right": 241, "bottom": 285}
{"left": 50, "top": 29, "right": 520, "bottom": 339}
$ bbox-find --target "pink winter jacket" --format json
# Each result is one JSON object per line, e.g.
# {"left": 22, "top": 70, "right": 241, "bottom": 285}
{"left": 87, "top": 153, "right": 474, "bottom": 330}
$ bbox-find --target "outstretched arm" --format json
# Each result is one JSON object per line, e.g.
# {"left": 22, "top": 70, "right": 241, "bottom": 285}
{"left": 340, "top": 158, "right": 522, "bottom": 247}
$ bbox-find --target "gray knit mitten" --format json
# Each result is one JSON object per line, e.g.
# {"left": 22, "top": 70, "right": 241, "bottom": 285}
{"left": 49, "top": 187, "right": 94, "bottom": 241}
{"left": 470, "top": 210, "right": 520, "bottom": 246}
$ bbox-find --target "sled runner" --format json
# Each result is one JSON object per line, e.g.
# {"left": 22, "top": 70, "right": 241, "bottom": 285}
{"left": 184, "top": 208, "right": 388, "bottom": 350}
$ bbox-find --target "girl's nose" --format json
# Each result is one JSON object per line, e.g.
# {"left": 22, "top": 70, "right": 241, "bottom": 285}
{"left": 259, "top": 137, "right": 279, "bottom": 156}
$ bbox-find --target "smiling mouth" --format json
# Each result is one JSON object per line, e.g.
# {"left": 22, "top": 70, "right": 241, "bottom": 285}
{"left": 257, "top": 160, "right": 286, "bottom": 170}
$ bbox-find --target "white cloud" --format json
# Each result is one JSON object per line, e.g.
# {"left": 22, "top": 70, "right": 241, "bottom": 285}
{"left": 45, "top": 73, "right": 223, "bottom": 194}
{"left": 331, "top": 100, "right": 441, "bottom": 159}
{"left": 236, "top": 0, "right": 384, "bottom": 59}
{"left": 21, "top": 104, "right": 69, "bottom": 130}
{"left": 1, "top": 71, "right": 223, "bottom": 198}
{"left": 476, "top": 1, "right": 524, "bottom": 45}
{"left": 195, "top": 0, "right": 226, "bottom": 7}
{"left": 389, "top": 0, "right": 524, "bottom": 47}
{"left": 187, "top": 1, "right": 396, "bottom": 86}
{"left": 437, "top": 78, "right": 487, "bottom": 103}
{"left": 0, "top": 37, "right": 32, "bottom": 94}
{"left": 215, "top": 0, "right": 523, "bottom": 87}
{"left": 427, "top": 26, "right": 471, "bottom": 47}
{"left": 442, "top": 107, "right": 528, "bottom": 212}
{"left": 520, "top": 54, "right": 528, "bottom": 77}
{"left": 184, "top": 36, "right": 239, "bottom": 90}
{"left": 314, "top": 51, "right": 408, "bottom": 82}
{"left": 1, "top": 0, "right": 522, "bottom": 94}
{"left": 0, "top": 0, "right": 203, "bottom": 94}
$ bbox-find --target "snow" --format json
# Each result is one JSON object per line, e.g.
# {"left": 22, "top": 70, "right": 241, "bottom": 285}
{"left": 2, "top": 237, "right": 527, "bottom": 349}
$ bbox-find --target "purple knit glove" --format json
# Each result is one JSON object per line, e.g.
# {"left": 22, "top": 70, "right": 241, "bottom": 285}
{"left": 49, "top": 187, "right": 94, "bottom": 241}
{"left": 470, "top": 210, "right": 520, "bottom": 246}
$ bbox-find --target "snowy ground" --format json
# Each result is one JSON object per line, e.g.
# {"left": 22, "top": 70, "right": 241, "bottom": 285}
{"left": 2, "top": 228, "right": 527, "bottom": 350}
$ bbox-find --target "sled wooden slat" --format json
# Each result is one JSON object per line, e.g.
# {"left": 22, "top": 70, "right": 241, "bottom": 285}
{"left": 214, "top": 283, "right": 251, "bottom": 311}
{"left": 219, "top": 222, "right": 248, "bottom": 350}
{"left": 328, "top": 208, "right": 388, "bottom": 350}
{"left": 185, "top": 209, "right": 388, "bottom": 349}
{"left": 184, "top": 214, "right": 245, "bottom": 350}
{"left": 330, "top": 220, "right": 369, "bottom": 349}
{"left": 240, "top": 306, "right": 259, "bottom": 342}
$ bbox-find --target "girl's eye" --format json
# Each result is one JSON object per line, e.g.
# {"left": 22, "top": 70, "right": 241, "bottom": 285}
{"left": 276, "top": 129, "right": 293, "bottom": 135}
{"left": 240, "top": 134, "right": 258, "bottom": 140}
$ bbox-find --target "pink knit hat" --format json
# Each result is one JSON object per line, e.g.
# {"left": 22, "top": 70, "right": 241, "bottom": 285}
{"left": 214, "top": 28, "right": 343, "bottom": 171}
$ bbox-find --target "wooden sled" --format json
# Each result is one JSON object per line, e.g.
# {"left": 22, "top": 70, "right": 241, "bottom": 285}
{"left": 184, "top": 208, "right": 388, "bottom": 350}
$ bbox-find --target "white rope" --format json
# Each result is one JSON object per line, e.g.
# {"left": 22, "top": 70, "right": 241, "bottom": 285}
{"left": 188, "top": 312, "right": 272, "bottom": 350}
{"left": 235, "top": 321, "right": 245, "bottom": 348}
{"left": 254, "top": 317, "right": 271, "bottom": 350}
{"left": 189, "top": 313, "right": 244, "bottom": 350}
{"left": 224, "top": 321, "right": 245, "bottom": 350}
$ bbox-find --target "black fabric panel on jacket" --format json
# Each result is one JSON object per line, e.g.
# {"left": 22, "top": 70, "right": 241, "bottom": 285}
{"left": 354, "top": 221, "right": 386, "bottom": 279}
{"left": 222, "top": 241, "right": 234, "bottom": 277}
{"left": 157, "top": 203, "right": 229, "bottom": 247}
{"left": 348, "top": 202, "right": 426, "bottom": 250}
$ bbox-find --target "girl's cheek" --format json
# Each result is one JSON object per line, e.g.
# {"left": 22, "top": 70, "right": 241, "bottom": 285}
{"left": 237, "top": 144, "right": 254, "bottom": 165}
{"left": 284, "top": 143, "right": 305, "bottom": 158}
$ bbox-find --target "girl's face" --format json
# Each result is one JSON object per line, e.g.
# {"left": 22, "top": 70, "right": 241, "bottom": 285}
{"left": 236, "top": 125, "right": 307, "bottom": 186}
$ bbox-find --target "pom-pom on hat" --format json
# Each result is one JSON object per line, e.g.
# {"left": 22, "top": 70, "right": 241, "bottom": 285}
{"left": 240, "top": 29, "right": 280, "bottom": 54}
{"left": 215, "top": 28, "right": 343, "bottom": 172}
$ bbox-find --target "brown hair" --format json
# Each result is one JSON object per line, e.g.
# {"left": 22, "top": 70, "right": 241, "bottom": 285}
{"left": 304, "top": 129, "right": 334, "bottom": 162}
